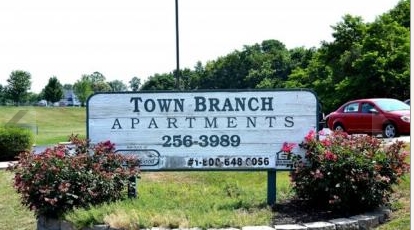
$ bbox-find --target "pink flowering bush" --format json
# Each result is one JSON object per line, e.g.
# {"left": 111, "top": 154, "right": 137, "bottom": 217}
{"left": 9, "top": 135, "right": 139, "bottom": 218}
{"left": 289, "top": 130, "right": 410, "bottom": 213}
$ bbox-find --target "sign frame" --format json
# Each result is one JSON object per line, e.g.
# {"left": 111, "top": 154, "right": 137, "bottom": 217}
{"left": 86, "top": 89, "right": 319, "bottom": 172}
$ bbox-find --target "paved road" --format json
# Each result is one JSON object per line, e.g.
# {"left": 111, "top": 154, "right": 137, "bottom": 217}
{"left": 383, "top": 135, "right": 410, "bottom": 145}
{"left": 33, "top": 145, "right": 50, "bottom": 154}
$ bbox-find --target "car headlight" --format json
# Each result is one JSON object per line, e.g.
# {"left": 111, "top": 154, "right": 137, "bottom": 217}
{"left": 401, "top": 115, "right": 410, "bottom": 123}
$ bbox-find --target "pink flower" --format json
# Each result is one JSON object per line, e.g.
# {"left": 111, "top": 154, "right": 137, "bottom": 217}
{"left": 282, "top": 142, "right": 296, "bottom": 153}
{"left": 44, "top": 197, "right": 57, "bottom": 205}
{"left": 376, "top": 175, "right": 391, "bottom": 183}
{"left": 324, "top": 150, "right": 337, "bottom": 161}
{"left": 58, "top": 182, "right": 71, "bottom": 193}
{"left": 320, "top": 139, "right": 331, "bottom": 147}
{"left": 311, "top": 169, "right": 324, "bottom": 179}
{"left": 305, "top": 130, "right": 316, "bottom": 142}
{"left": 55, "top": 150, "right": 65, "bottom": 158}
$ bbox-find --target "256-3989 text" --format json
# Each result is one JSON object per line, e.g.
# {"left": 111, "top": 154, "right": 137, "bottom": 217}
{"left": 162, "top": 134, "right": 240, "bottom": 147}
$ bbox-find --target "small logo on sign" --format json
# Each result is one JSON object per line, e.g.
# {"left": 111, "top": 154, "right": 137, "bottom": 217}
{"left": 115, "top": 149, "right": 160, "bottom": 166}
{"left": 275, "top": 150, "right": 293, "bottom": 168}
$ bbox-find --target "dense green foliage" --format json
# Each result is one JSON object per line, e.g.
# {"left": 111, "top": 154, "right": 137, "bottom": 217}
{"left": 290, "top": 130, "right": 410, "bottom": 213}
{"left": 73, "top": 72, "right": 127, "bottom": 105}
{"left": 9, "top": 135, "right": 139, "bottom": 218}
{"left": 141, "top": 73, "right": 176, "bottom": 90}
{"left": 108, "top": 79, "right": 128, "bottom": 92}
{"left": 0, "top": 126, "right": 34, "bottom": 161}
{"left": 287, "top": 0, "right": 410, "bottom": 111}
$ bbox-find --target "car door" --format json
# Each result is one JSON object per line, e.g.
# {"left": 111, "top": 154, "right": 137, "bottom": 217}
{"left": 342, "top": 102, "right": 360, "bottom": 132}
{"left": 359, "top": 102, "right": 383, "bottom": 133}
{"left": 359, "top": 102, "right": 375, "bottom": 133}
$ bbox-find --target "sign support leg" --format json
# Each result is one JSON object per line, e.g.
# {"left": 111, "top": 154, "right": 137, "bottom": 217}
{"left": 267, "top": 170, "right": 276, "bottom": 206}
{"left": 128, "top": 176, "right": 137, "bottom": 198}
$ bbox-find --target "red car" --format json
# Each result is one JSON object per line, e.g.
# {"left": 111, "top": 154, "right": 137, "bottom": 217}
{"left": 325, "top": 98, "right": 410, "bottom": 138}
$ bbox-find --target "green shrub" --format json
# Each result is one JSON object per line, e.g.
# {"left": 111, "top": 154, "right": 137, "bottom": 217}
{"left": 0, "top": 126, "right": 34, "bottom": 161}
{"left": 289, "top": 130, "right": 410, "bottom": 214}
{"left": 9, "top": 135, "right": 139, "bottom": 218}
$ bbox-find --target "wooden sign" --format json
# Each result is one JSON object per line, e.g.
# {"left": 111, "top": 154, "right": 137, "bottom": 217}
{"left": 87, "top": 90, "right": 318, "bottom": 171}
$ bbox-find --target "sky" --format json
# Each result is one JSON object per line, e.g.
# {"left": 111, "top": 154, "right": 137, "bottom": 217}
{"left": 0, "top": 0, "right": 402, "bottom": 93}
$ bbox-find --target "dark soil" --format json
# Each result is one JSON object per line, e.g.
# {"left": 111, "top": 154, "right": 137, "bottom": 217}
{"left": 270, "top": 199, "right": 358, "bottom": 225}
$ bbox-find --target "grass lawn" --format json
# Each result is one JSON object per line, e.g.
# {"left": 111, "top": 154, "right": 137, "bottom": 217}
{"left": 0, "top": 170, "right": 36, "bottom": 230}
{"left": 0, "top": 106, "right": 86, "bottom": 145}
{"left": 0, "top": 167, "right": 410, "bottom": 229}
{"left": 375, "top": 147, "right": 411, "bottom": 230}
{"left": 65, "top": 171, "right": 287, "bottom": 229}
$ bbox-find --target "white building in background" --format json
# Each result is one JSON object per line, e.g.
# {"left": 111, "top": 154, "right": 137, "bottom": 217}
{"left": 59, "top": 90, "right": 81, "bottom": 106}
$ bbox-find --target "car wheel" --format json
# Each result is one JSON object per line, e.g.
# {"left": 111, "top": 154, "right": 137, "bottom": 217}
{"left": 383, "top": 123, "right": 398, "bottom": 138}
{"left": 333, "top": 124, "right": 345, "bottom": 132}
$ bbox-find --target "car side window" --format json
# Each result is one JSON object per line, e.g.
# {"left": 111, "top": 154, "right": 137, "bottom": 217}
{"left": 361, "top": 103, "right": 375, "bottom": 113}
{"left": 344, "top": 103, "right": 359, "bottom": 113}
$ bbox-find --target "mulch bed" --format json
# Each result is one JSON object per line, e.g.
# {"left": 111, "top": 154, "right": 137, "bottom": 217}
{"left": 270, "top": 199, "right": 359, "bottom": 225}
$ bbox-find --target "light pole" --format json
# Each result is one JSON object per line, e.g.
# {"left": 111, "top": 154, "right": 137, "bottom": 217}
{"left": 175, "top": 0, "right": 180, "bottom": 90}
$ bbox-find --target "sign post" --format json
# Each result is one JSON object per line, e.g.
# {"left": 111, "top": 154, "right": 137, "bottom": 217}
{"left": 267, "top": 170, "right": 276, "bottom": 205}
{"left": 87, "top": 90, "right": 318, "bottom": 204}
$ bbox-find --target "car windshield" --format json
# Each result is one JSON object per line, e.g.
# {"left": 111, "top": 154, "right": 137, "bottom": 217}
{"left": 374, "top": 99, "right": 410, "bottom": 111}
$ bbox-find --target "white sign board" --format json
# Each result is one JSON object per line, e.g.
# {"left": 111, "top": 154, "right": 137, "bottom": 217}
{"left": 87, "top": 90, "right": 317, "bottom": 171}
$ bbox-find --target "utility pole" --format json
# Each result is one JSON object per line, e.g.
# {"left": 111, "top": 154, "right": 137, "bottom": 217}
{"left": 175, "top": 0, "right": 180, "bottom": 90}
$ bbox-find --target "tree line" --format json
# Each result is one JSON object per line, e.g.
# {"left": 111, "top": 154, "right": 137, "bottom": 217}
{"left": 0, "top": 0, "right": 409, "bottom": 113}
{"left": 0, "top": 71, "right": 141, "bottom": 106}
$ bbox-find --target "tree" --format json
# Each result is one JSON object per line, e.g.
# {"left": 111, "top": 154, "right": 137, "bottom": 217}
{"left": 177, "top": 68, "right": 201, "bottom": 90}
{"left": 90, "top": 71, "right": 111, "bottom": 92}
{"left": 82, "top": 71, "right": 111, "bottom": 92}
{"left": 140, "top": 73, "right": 175, "bottom": 90}
{"left": 285, "top": 1, "right": 410, "bottom": 112}
{"left": 246, "top": 61, "right": 277, "bottom": 89}
{"left": 90, "top": 71, "right": 106, "bottom": 83}
{"left": 197, "top": 39, "right": 296, "bottom": 90}
{"left": 108, "top": 80, "right": 127, "bottom": 92}
{"left": 43, "top": 76, "right": 63, "bottom": 103}
{"left": 93, "top": 81, "right": 111, "bottom": 92}
{"left": 5, "top": 70, "right": 32, "bottom": 106}
{"left": 388, "top": 0, "right": 410, "bottom": 28}
{"left": 0, "top": 84, "right": 5, "bottom": 105}
{"left": 26, "top": 92, "right": 40, "bottom": 105}
{"left": 202, "top": 50, "right": 251, "bottom": 89}
{"left": 289, "top": 47, "right": 316, "bottom": 70}
{"left": 351, "top": 13, "right": 410, "bottom": 100}
{"left": 73, "top": 75, "right": 93, "bottom": 106}
{"left": 129, "top": 77, "right": 141, "bottom": 91}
